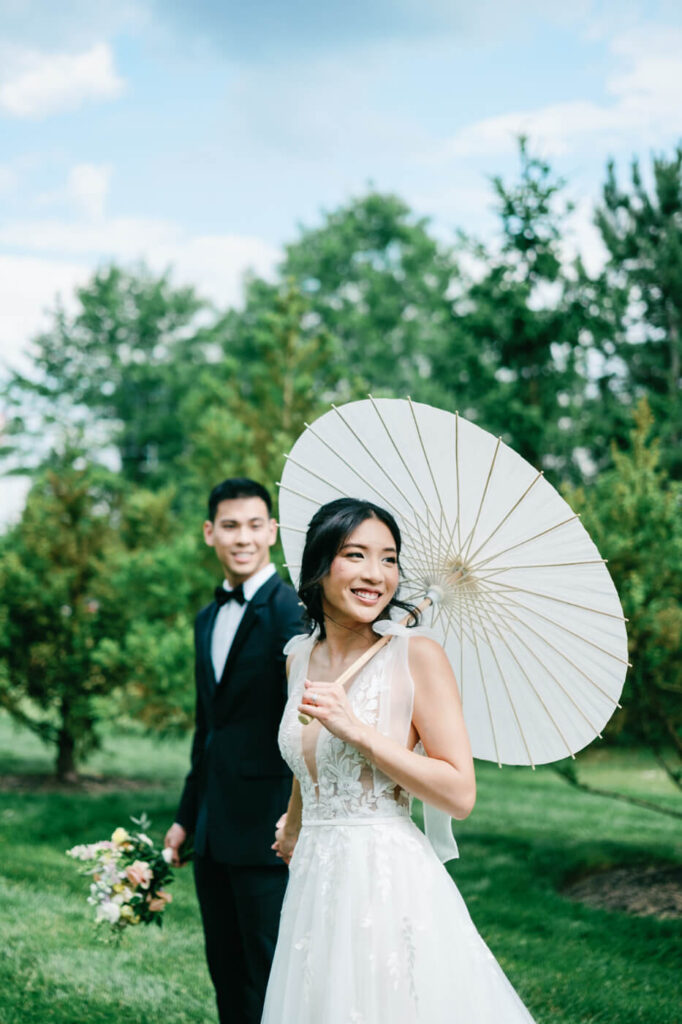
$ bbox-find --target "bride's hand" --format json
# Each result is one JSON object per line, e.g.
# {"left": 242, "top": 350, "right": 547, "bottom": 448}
{"left": 299, "top": 679, "right": 363, "bottom": 744}
{"left": 272, "top": 813, "right": 297, "bottom": 866}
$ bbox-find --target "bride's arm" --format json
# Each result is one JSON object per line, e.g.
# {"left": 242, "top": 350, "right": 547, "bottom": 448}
{"left": 272, "top": 653, "right": 304, "bottom": 864}
{"left": 299, "top": 636, "right": 475, "bottom": 820}
{"left": 272, "top": 777, "right": 302, "bottom": 864}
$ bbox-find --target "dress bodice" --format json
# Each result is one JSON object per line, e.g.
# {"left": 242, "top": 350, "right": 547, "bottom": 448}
{"left": 278, "top": 628, "right": 416, "bottom": 824}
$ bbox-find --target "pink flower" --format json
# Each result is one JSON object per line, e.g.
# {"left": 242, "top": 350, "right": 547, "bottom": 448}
{"left": 147, "top": 890, "right": 173, "bottom": 912}
{"left": 125, "top": 860, "right": 153, "bottom": 889}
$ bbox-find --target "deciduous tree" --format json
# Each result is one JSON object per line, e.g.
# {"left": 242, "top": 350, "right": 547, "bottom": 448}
{"left": 564, "top": 400, "right": 682, "bottom": 793}
{"left": 595, "top": 148, "right": 682, "bottom": 476}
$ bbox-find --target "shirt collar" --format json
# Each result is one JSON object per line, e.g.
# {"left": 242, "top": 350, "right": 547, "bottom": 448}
{"left": 221, "top": 562, "right": 276, "bottom": 603}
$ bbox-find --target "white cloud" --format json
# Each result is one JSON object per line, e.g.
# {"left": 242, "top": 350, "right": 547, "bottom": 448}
{"left": 0, "top": 222, "right": 280, "bottom": 370}
{"left": 35, "top": 163, "right": 114, "bottom": 219}
{"left": 445, "top": 25, "right": 682, "bottom": 158}
{"left": 156, "top": 234, "right": 279, "bottom": 307}
{"left": 0, "top": 475, "right": 32, "bottom": 530}
{"left": 0, "top": 254, "right": 89, "bottom": 371}
{"left": 0, "top": 42, "right": 125, "bottom": 118}
{"left": 0, "top": 216, "right": 179, "bottom": 256}
{"left": 0, "top": 164, "right": 17, "bottom": 193}
{"left": 0, "top": 214, "right": 280, "bottom": 308}
{"left": 66, "top": 163, "right": 113, "bottom": 220}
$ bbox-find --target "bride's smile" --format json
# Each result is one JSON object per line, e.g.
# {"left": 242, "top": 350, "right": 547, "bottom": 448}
{"left": 320, "top": 517, "right": 399, "bottom": 630}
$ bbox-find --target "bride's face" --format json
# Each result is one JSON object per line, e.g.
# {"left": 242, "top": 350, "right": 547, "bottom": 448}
{"left": 321, "top": 516, "right": 400, "bottom": 627}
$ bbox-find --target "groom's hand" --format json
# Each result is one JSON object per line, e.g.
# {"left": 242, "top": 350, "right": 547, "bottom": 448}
{"left": 272, "top": 813, "right": 297, "bottom": 866}
{"left": 164, "top": 822, "right": 188, "bottom": 867}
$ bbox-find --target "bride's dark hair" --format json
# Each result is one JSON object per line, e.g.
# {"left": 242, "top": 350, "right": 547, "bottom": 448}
{"left": 298, "top": 497, "right": 418, "bottom": 639}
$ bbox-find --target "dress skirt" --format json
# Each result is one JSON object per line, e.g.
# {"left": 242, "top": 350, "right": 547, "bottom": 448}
{"left": 261, "top": 814, "right": 536, "bottom": 1024}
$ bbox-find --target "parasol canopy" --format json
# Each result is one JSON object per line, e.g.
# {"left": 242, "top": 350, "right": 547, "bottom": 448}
{"left": 279, "top": 398, "right": 628, "bottom": 767}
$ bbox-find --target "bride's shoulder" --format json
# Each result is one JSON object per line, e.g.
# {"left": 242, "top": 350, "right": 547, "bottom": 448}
{"left": 406, "top": 632, "right": 445, "bottom": 657}
{"left": 372, "top": 618, "right": 444, "bottom": 669}
{"left": 406, "top": 632, "right": 450, "bottom": 682}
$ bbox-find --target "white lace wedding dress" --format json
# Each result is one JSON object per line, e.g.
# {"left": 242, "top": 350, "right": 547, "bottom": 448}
{"left": 261, "top": 624, "right": 537, "bottom": 1024}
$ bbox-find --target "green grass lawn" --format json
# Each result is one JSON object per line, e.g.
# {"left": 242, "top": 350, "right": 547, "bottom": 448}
{"left": 0, "top": 713, "right": 680, "bottom": 1024}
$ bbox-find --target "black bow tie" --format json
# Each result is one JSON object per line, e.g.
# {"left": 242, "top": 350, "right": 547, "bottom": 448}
{"left": 214, "top": 584, "right": 246, "bottom": 607}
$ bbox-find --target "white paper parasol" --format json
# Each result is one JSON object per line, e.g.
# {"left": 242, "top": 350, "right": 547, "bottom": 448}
{"left": 279, "top": 398, "right": 628, "bottom": 767}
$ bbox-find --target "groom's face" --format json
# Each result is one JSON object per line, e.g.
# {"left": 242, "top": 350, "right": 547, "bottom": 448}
{"left": 204, "top": 496, "right": 278, "bottom": 585}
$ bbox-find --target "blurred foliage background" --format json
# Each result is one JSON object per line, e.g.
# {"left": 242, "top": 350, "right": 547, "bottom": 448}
{"left": 0, "top": 139, "right": 680, "bottom": 793}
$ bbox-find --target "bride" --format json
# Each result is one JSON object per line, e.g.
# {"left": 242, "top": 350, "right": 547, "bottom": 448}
{"left": 262, "top": 497, "right": 536, "bottom": 1023}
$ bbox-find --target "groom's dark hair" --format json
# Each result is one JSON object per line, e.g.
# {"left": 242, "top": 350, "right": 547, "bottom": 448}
{"left": 207, "top": 478, "right": 273, "bottom": 521}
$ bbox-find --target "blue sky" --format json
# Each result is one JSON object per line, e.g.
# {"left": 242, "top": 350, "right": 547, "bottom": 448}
{"left": 1, "top": 0, "right": 682, "bottom": 519}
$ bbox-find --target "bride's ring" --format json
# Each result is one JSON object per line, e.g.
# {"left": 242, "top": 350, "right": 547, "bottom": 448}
{"left": 309, "top": 693, "right": 319, "bottom": 705}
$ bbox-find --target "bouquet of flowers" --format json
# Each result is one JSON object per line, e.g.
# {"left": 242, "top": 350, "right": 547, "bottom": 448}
{"left": 67, "top": 814, "right": 175, "bottom": 934}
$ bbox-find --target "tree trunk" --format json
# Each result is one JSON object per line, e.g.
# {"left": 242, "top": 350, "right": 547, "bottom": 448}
{"left": 56, "top": 724, "right": 78, "bottom": 782}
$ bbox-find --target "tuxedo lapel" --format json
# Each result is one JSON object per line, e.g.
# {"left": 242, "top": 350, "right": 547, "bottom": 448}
{"left": 217, "top": 601, "right": 258, "bottom": 687}
{"left": 216, "top": 573, "right": 281, "bottom": 690}
{"left": 200, "top": 603, "right": 219, "bottom": 689}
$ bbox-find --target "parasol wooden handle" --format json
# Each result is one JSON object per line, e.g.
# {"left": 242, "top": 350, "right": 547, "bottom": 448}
{"left": 298, "top": 595, "right": 435, "bottom": 725}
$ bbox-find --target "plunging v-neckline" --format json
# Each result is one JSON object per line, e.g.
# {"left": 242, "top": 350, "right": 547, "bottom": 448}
{"left": 298, "top": 635, "right": 381, "bottom": 797}
{"left": 299, "top": 640, "right": 323, "bottom": 793}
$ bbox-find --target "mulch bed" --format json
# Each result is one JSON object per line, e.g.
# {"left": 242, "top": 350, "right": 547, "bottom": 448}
{"left": 563, "top": 864, "right": 682, "bottom": 920}
{"left": 0, "top": 773, "right": 163, "bottom": 793}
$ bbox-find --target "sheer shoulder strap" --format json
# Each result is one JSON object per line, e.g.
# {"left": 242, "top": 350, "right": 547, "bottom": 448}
{"left": 283, "top": 629, "right": 318, "bottom": 697}
{"left": 412, "top": 741, "right": 459, "bottom": 862}
{"left": 283, "top": 630, "right": 317, "bottom": 657}
{"left": 371, "top": 619, "right": 437, "bottom": 640}
{"left": 373, "top": 630, "right": 460, "bottom": 862}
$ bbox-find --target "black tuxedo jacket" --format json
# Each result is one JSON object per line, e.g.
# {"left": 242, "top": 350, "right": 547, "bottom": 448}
{"left": 176, "top": 572, "right": 304, "bottom": 865}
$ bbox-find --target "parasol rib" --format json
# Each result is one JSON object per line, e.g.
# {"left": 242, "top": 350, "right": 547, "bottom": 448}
{"left": 284, "top": 441, "right": 432, "bottom": 579}
{"left": 461, "top": 436, "right": 503, "bottom": 563}
{"left": 368, "top": 396, "right": 448, "bottom": 574}
{"left": 473, "top": 585, "right": 606, "bottom": 737}
{"left": 470, "top": 515, "right": 580, "bottom": 572}
{"left": 441, "top": 594, "right": 481, "bottom": 651}
{"left": 473, "top": 559, "right": 606, "bottom": 583}
{"left": 455, "top": 587, "right": 536, "bottom": 762}
{"left": 480, "top": 585, "right": 630, "bottom": 666}
{"left": 466, "top": 470, "right": 544, "bottom": 566}
{"left": 466, "top": 612, "right": 503, "bottom": 767}
{"left": 407, "top": 398, "right": 453, "bottom": 572}
{"left": 478, "top": 578, "right": 628, "bottom": 623}
{"left": 278, "top": 481, "right": 343, "bottom": 505}
{"left": 458, "top": 602, "right": 464, "bottom": 697}
{"left": 465, "top": 591, "right": 577, "bottom": 761}
{"left": 434, "top": 590, "right": 481, "bottom": 705}
{"left": 331, "top": 401, "right": 444, "bottom": 574}
{"left": 397, "top": 534, "right": 437, "bottom": 584}
{"left": 486, "top": 594, "right": 623, "bottom": 706}
{"left": 455, "top": 412, "right": 463, "bottom": 554}
{"left": 440, "top": 508, "right": 465, "bottom": 572}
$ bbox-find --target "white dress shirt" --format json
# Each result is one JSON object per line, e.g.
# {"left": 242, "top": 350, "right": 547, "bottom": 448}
{"left": 211, "top": 562, "right": 277, "bottom": 682}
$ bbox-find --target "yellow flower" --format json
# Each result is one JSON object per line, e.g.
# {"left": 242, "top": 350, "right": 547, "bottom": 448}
{"left": 113, "top": 883, "right": 125, "bottom": 894}
{"left": 120, "top": 905, "right": 137, "bottom": 923}
{"left": 111, "top": 827, "right": 130, "bottom": 846}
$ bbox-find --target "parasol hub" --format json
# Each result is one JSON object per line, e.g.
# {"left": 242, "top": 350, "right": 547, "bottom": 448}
{"left": 444, "top": 561, "right": 476, "bottom": 589}
{"left": 424, "top": 585, "right": 445, "bottom": 606}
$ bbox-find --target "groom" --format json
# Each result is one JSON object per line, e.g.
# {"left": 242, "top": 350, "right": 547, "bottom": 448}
{"left": 165, "top": 478, "right": 304, "bottom": 1024}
